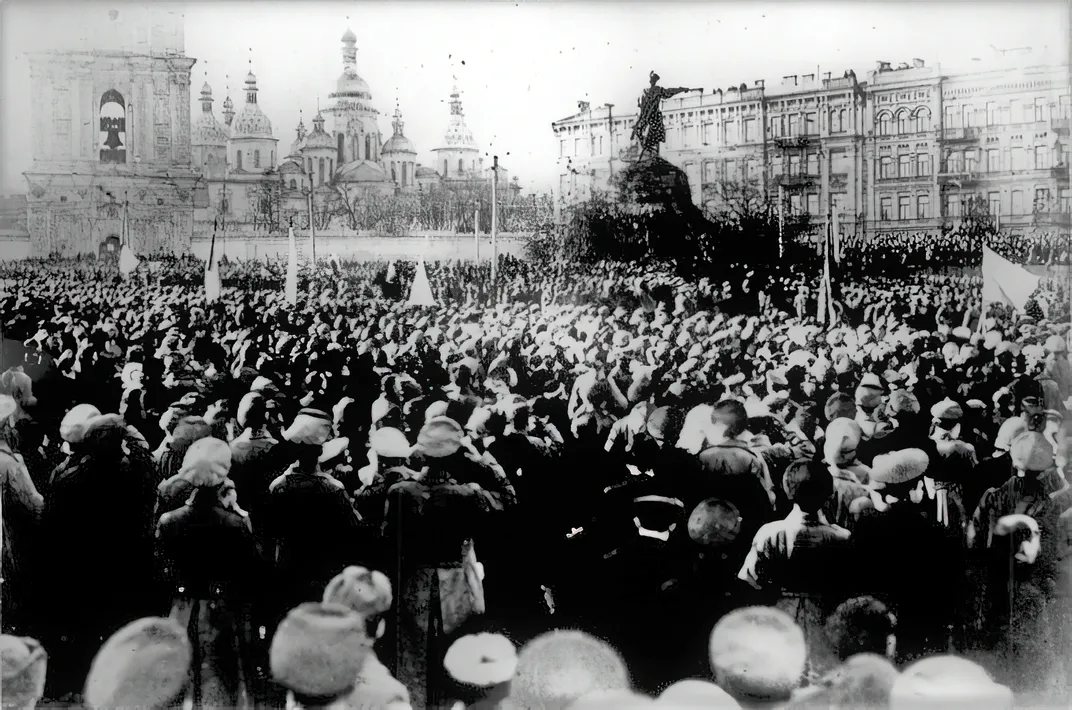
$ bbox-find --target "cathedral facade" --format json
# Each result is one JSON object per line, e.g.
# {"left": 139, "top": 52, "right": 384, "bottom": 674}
{"left": 22, "top": 6, "right": 204, "bottom": 258}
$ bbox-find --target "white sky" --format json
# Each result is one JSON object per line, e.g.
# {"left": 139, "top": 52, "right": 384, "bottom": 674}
{"left": 1, "top": 1, "right": 1068, "bottom": 194}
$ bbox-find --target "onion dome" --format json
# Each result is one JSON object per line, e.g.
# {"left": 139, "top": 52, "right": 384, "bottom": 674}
{"left": 436, "top": 86, "right": 478, "bottom": 151}
{"left": 287, "top": 116, "right": 307, "bottom": 157}
{"left": 382, "top": 106, "right": 416, "bottom": 156}
{"left": 303, "top": 112, "right": 336, "bottom": 150}
{"left": 191, "top": 82, "right": 228, "bottom": 147}
{"left": 231, "top": 71, "right": 274, "bottom": 139}
{"left": 329, "top": 27, "right": 374, "bottom": 112}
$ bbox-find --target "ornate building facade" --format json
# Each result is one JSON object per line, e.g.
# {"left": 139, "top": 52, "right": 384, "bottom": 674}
{"left": 553, "top": 51, "right": 1070, "bottom": 239}
{"left": 23, "top": 6, "right": 204, "bottom": 257}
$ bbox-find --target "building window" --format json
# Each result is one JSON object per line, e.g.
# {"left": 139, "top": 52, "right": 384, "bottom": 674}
{"left": 254, "top": 149, "right": 261, "bottom": 168}
{"left": 1012, "top": 190, "right": 1025, "bottom": 214}
{"left": 1035, "top": 188, "right": 1051, "bottom": 210}
{"left": 329, "top": 159, "right": 333, "bottom": 176}
{"left": 789, "top": 155, "right": 801, "bottom": 175}
{"left": 830, "top": 110, "right": 841, "bottom": 133}
{"left": 946, "top": 194, "right": 961, "bottom": 217}
{"left": 458, "top": 158, "right": 464, "bottom": 174}
{"left": 880, "top": 157, "right": 894, "bottom": 179}
{"left": 559, "top": 140, "right": 566, "bottom": 157}
{"left": 899, "top": 154, "right": 912, "bottom": 177}
{"left": 987, "top": 149, "right": 1000, "bottom": 172}
{"left": 1010, "top": 147, "right": 1026, "bottom": 171}
{"left": 318, "top": 157, "right": 325, "bottom": 185}
{"left": 366, "top": 135, "right": 373, "bottom": 160}
{"left": 289, "top": 179, "right": 296, "bottom": 189}
{"left": 391, "top": 164, "right": 397, "bottom": 182}
{"left": 806, "top": 193, "right": 819, "bottom": 214}
{"left": 917, "top": 194, "right": 930, "bottom": 219}
{"left": 806, "top": 151, "right": 818, "bottom": 175}
{"left": 878, "top": 113, "right": 891, "bottom": 136}
{"left": 988, "top": 192, "right": 1001, "bottom": 217}
{"left": 743, "top": 118, "right": 756, "bottom": 143}
{"left": 788, "top": 115, "right": 799, "bottom": 137}
{"left": 1035, "top": 146, "right": 1051, "bottom": 169}
{"left": 724, "top": 121, "right": 738, "bottom": 144}
{"left": 702, "top": 122, "right": 712, "bottom": 144}
{"left": 790, "top": 194, "right": 802, "bottom": 213}
{"left": 574, "top": 138, "right": 581, "bottom": 155}
{"left": 1035, "top": 97, "right": 1046, "bottom": 122}
{"left": 915, "top": 108, "right": 931, "bottom": 132}
{"left": 986, "top": 102, "right": 998, "bottom": 126}
{"left": 725, "top": 159, "right": 737, "bottom": 180}
{"left": 338, "top": 133, "right": 345, "bottom": 162}
{"left": 769, "top": 117, "right": 781, "bottom": 138}
{"left": 1060, "top": 188, "right": 1071, "bottom": 212}
{"left": 944, "top": 105, "right": 956, "bottom": 130}
{"left": 965, "top": 152, "right": 977, "bottom": 173}
{"left": 898, "top": 195, "right": 911, "bottom": 220}
{"left": 962, "top": 105, "right": 973, "bottom": 128}
{"left": 897, "top": 110, "right": 910, "bottom": 134}
{"left": 804, "top": 113, "right": 817, "bottom": 135}
{"left": 917, "top": 154, "right": 931, "bottom": 176}
{"left": 236, "top": 151, "right": 243, "bottom": 170}
{"left": 599, "top": 135, "right": 604, "bottom": 154}
{"left": 880, "top": 196, "right": 892, "bottom": 220}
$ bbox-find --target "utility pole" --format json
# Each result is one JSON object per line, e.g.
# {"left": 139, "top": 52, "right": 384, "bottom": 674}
{"left": 475, "top": 206, "right": 480, "bottom": 260}
{"left": 307, "top": 171, "right": 316, "bottom": 265}
{"left": 491, "top": 155, "right": 499, "bottom": 295}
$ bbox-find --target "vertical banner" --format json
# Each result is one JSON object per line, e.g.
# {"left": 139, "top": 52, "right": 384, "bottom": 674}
{"left": 285, "top": 227, "right": 299, "bottom": 305}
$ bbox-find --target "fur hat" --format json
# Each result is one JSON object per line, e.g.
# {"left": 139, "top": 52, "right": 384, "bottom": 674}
{"left": 319, "top": 437, "right": 349, "bottom": 464}
{"left": 60, "top": 403, "right": 102, "bottom": 444}
{"left": 323, "top": 566, "right": 393, "bottom": 618}
{"left": 795, "top": 653, "right": 899, "bottom": 709}
{"left": 886, "top": 390, "right": 920, "bottom": 416}
{"left": 180, "top": 437, "right": 232, "bottom": 487}
{"left": 994, "top": 417, "right": 1029, "bottom": 452}
{"left": 1044, "top": 334, "right": 1067, "bottom": 354}
{"left": 236, "top": 391, "right": 264, "bottom": 429}
{"left": 824, "top": 393, "right": 857, "bottom": 423}
{"left": 0, "top": 369, "right": 35, "bottom": 407}
{"left": 506, "top": 630, "right": 629, "bottom": 709}
{"left": 824, "top": 418, "right": 863, "bottom": 466}
{"left": 444, "top": 633, "right": 517, "bottom": 707}
{"left": 1009, "top": 431, "right": 1054, "bottom": 473}
{"left": 869, "top": 448, "right": 929, "bottom": 488}
{"left": 283, "top": 409, "right": 334, "bottom": 446}
{"left": 687, "top": 498, "right": 741, "bottom": 547}
{"left": 0, "top": 395, "right": 15, "bottom": 422}
{"left": 889, "top": 655, "right": 1012, "bottom": 710}
{"left": 370, "top": 427, "right": 413, "bottom": 459}
{"left": 930, "top": 398, "right": 964, "bottom": 423}
{"left": 269, "top": 602, "right": 372, "bottom": 699}
{"left": 1, "top": 635, "right": 47, "bottom": 710}
{"left": 84, "top": 617, "right": 192, "bottom": 710}
{"left": 709, "top": 606, "right": 807, "bottom": 703}
{"left": 657, "top": 679, "right": 740, "bottom": 707}
{"left": 855, "top": 386, "right": 883, "bottom": 409}
{"left": 415, "top": 417, "right": 464, "bottom": 458}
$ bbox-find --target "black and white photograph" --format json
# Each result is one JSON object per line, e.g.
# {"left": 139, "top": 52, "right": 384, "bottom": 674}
{"left": 0, "top": 0, "right": 1070, "bottom": 708}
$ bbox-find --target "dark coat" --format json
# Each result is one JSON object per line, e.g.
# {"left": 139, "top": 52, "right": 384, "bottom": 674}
{"left": 156, "top": 488, "right": 263, "bottom": 709}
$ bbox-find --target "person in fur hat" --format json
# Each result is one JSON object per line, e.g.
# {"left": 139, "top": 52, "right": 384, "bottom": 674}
{"left": 503, "top": 630, "right": 630, "bottom": 709}
{"left": 384, "top": 416, "right": 514, "bottom": 708}
{"left": 322, "top": 566, "right": 411, "bottom": 710}
{"left": 1, "top": 634, "right": 48, "bottom": 710}
{"left": 820, "top": 418, "right": 871, "bottom": 530}
{"left": 709, "top": 606, "right": 807, "bottom": 709}
{"left": 83, "top": 617, "right": 193, "bottom": 710}
{"left": 443, "top": 631, "right": 516, "bottom": 709}
{"left": 0, "top": 395, "right": 44, "bottom": 637}
{"left": 227, "top": 391, "right": 283, "bottom": 537}
{"left": 787, "top": 653, "right": 899, "bottom": 710}
{"left": 38, "top": 413, "right": 159, "bottom": 701}
{"left": 850, "top": 448, "right": 957, "bottom": 663}
{"left": 263, "top": 408, "right": 363, "bottom": 627}
{"left": 155, "top": 436, "right": 263, "bottom": 708}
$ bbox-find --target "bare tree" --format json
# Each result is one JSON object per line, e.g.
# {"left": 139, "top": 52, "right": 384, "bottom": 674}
{"left": 246, "top": 169, "right": 285, "bottom": 233}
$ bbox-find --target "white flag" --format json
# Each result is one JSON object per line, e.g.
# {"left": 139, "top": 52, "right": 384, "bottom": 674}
{"left": 981, "top": 245, "right": 1040, "bottom": 313}
{"left": 119, "top": 244, "right": 140, "bottom": 276}
{"left": 285, "top": 227, "right": 299, "bottom": 305}
{"left": 204, "top": 265, "right": 220, "bottom": 303}
{"left": 406, "top": 259, "right": 437, "bottom": 307}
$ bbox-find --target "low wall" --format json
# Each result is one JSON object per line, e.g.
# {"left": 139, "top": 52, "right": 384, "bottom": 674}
{"left": 189, "top": 233, "right": 530, "bottom": 262}
{"left": 0, "top": 233, "right": 31, "bottom": 261}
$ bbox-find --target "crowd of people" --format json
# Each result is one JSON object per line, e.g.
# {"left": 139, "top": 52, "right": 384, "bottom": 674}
{"left": 0, "top": 247, "right": 1070, "bottom": 709}
{"left": 836, "top": 229, "right": 1072, "bottom": 273}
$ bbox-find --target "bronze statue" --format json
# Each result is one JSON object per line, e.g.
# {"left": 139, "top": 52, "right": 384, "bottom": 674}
{"left": 630, "top": 72, "right": 702, "bottom": 160}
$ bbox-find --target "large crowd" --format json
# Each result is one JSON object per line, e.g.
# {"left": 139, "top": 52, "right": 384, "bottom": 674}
{"left": 0, "top": 248, "right": 1070, "bottom": 710}
{"left": 837, "top": 230, "right": 1071, "bottom": 273}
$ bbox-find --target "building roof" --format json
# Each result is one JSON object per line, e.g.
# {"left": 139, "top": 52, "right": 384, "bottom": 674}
{"left": 434, "top": 86, "right": 479, "bottom": 153}
{"left": 336, "top": 159, "right": 388, "bottom": 183}
{"left": 231, "top": 72, "right": 275, "bottom": 139}
{"left": 415, "top": 166, "right": 441, "bottom": 179}
{"left": 382, "top": 107, "right": 416, "bottom": 155}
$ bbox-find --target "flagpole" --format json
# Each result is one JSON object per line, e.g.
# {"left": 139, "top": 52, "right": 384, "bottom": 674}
{"left": 491, "top": 156, "right": 499, "bottom": 301}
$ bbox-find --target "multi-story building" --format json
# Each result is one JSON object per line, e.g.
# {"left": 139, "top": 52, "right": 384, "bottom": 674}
{"left": 551, "top": 51, "right": 1070, "bottom": 240}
